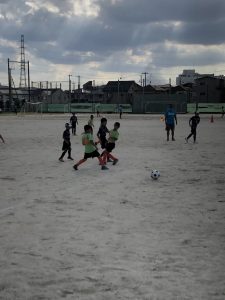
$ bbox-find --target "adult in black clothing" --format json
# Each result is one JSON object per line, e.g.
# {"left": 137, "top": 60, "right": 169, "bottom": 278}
{"left": 70, "top": 112, "right": 78, "bottom": 135}
{"left": 185, "top": 112, "right": 200, "bottom": 143}
{"left": 59, "top": 123, "right": 73, "bottom": 162}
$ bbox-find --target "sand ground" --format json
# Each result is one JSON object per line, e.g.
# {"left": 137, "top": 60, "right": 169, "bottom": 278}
{"left": 0, "top": 113, "right": 225, "bottom": 300}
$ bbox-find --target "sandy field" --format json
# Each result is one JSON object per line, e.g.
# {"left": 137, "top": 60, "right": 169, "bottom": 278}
{"left": 0, "top": 113, "right": 225, "bottom": 300}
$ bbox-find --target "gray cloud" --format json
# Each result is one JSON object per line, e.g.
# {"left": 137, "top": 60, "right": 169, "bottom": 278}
{"left": 0, "top": 0, "right": 225, "bottom": 84}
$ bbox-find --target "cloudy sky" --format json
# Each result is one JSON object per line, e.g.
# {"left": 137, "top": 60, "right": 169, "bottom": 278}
{"left": 1, "top": 0, "right": 225, "bottom": 88}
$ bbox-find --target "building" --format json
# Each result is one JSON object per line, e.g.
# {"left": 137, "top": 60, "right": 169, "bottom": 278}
{"left": 176, "top": 69, "right": 214, "bottom": 85}
{"left": 192, "top": 76, "right": 225, "bottom": 103}
{"left": 103, "top": 80, "right": 141, "bottom": 104}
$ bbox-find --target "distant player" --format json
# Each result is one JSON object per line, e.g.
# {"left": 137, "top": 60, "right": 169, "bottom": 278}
{"left": 73, "top": 125, "right": 108, "bottom": 171}
{"left": 0, "top": 134, "right": 5, "bottom": 143}
{"left": 101, "top": 122, "right": 120, "bottom": 165}
{"left": 59, "top": 123, "right": 73, "bottom": 162}
{"left": 221, "top": 106, "right": 224, "bottom": 118}
{"left": 70, "top": 112, "right": 78, "bottom": 135}
{"left": 88, "top": 115, "right": 94, "bottom": 131}
{"left": 185, "top": 112, "right": 200, "bottom": 143}
{"left": 165, "top": 104, "right": 177, "bottom": 141}
{"left": 118, "top": 105, "right": 123, "bottom": 119}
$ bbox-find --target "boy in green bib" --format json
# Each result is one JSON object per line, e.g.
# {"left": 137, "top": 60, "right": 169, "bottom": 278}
{"left": 101, "top": 122, "right": 120, "bottom": 165}
{"left": 73, "top": 125, "right": 108, "bottom": 170}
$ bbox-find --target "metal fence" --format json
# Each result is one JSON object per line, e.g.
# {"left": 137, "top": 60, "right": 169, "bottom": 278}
{"left": 42, "top": 103, "right": 132, "bottom": 113}
{"left": 187, "top": 103, "right": 225, "bottom": 113}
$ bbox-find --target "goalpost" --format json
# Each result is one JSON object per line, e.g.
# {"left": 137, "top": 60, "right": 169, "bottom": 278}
{"left": 23, "top": 102, "right": 43, "bottom": 114}
{"left": 63, "top": 104, "right": 69, "bottom": 114}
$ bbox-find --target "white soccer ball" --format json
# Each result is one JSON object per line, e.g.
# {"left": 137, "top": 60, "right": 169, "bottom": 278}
{"left": 151, "top": 169, "right": 160, "bottom": 180}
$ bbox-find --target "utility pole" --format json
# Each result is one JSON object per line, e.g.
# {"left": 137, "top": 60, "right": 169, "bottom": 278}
{"left": 142, "top": 72, "right": 149, "bottom": 87}
{"left": 7, "top": 58, "right": 12, "bottom": 106}
{"left": 77, "top": 75, "right": 81, "bottom": 90}
{"left": 68, "top": 75, "right": 72, "bottom": 111}
{"left": 76, "top": 75, "right": 81, "bottom": 102}
{"left": 117, "top": 77, "right": 122, "bottom": 103}
{"left": 27, "top": 61, "right": 30, "bottom": 102}
{"left": 19, "top": 35, "right": 27, "bottom": 88}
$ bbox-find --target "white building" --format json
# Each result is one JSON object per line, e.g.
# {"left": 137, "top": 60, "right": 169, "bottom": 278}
{"left": 176, "top": 69, "right": 214, "bottom": 85}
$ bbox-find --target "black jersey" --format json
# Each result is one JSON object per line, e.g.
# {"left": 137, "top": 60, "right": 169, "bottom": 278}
{"left": 70, "top": 115, "right": 77, "bottom": 124}
{"left": 97, "top": 125, "right": 109, "bottom": 138}
{"left": 63, "top": 129, "right": 70, "bottom": 141}
{"left": 189, "top": 116, "right": 200, "bottom": 128}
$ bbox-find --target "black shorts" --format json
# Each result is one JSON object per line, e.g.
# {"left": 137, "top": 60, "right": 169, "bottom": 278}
{"left": 105, "top": 142, "right": 115, "bottom": 153}
{"left": 191, "top": 127, "right": 197, "bottom": 134}
{"left": 166, "top": 124, "right": 175, "bottom": 131}
{"left": 84, "top": 150, "right": 100, "bottom": 159}
{"left": 62, "top": 141, "right": 71, "bottom": 151}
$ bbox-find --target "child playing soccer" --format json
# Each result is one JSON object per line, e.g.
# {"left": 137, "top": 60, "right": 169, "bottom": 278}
{"left": 88, "top": 115, "right": 94, "bottom": 130}
{"left": 185, "top": 112, "right": 200, "bottom": 143}
{"left": 59, "top": 123, "right": 73, "bottom": 162}
{"left": 73, "top": 125, "right": 108, "bottom": 170}
{"left": 97, "top": 117, "right": 109, "bottom": 149}
{"left": 70, "top": 112, "right": 78, "bottom": 135}
{"left": 101, "top": 122, "right": 120, "bottom": 165}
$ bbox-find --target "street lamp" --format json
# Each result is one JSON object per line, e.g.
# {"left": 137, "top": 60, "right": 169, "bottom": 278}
{"left": 117, "top": 77, "right": 122, "bottom": 102}
{"left": 68, "top": 74, "right": 72, "bottom": 112}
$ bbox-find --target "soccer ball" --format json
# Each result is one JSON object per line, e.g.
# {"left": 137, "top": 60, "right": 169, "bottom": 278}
{"left": 151, "top": 169, "right": 160, "bottom": 180}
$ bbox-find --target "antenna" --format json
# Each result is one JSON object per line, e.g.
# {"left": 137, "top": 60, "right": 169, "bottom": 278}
{"left": 19, "top": 34, "right": 27, "bottom": 88}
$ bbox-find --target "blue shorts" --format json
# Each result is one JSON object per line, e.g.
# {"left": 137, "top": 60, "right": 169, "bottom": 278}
{"left": 166, "top": 124, "right": 175, "bottom": 131}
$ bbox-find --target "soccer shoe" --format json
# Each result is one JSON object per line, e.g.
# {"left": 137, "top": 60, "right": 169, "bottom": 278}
{"left": 73, "top": 165, "right": 78, "bottom": 170}
{"left": 172, "top": 138, "right": 175, "bottom": 141}
{"left": 101, "top": 165, "right": 108, "bottom": 170}
{"left": 112, "top": 159, "right": 118, "bottom": 165}
{"left": 59, "top": 158, "right": 64, "bottom": 162}
{"left": 68, "top": 157, "right": 74, "bottom": 160}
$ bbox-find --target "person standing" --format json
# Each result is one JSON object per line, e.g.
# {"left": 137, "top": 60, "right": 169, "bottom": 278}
{"left": 70, "top": 112, "right": 78, "bottom": 135}
{"left": 164, "top": 104, "right": 177, "bottom": 141}
{"left": 96, "top": 110, "right": 100, "bottom": 117}
{"left": 221, "top": 106, "right": 224, "bottom": 118}
{"left": 118, "top": 105, "right": 123, "bottom": 119}
{"left": 59, "top": 123, "right": 73, "bottom": 162}
{"left": 185, "top": 112, "right": 200, "bottom": 143}
{"left": 88, "top": 114, "right": 94, "bottom": 132}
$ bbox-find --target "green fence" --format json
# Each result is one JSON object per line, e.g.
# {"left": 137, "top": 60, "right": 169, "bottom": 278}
{"left": 95, "top": 103, "right": 132, "bottom": 113}
{"left": 187, "top": 103, "right": 225, "bottom": 113}
{"left": 45, "top": 104, "right": 67, "bottom": 113}
{"left": 70, "top": 103, "right": 93, "bottom": 113}
{"left": 40, "top": 103, "right": 132, "bottom": 113}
